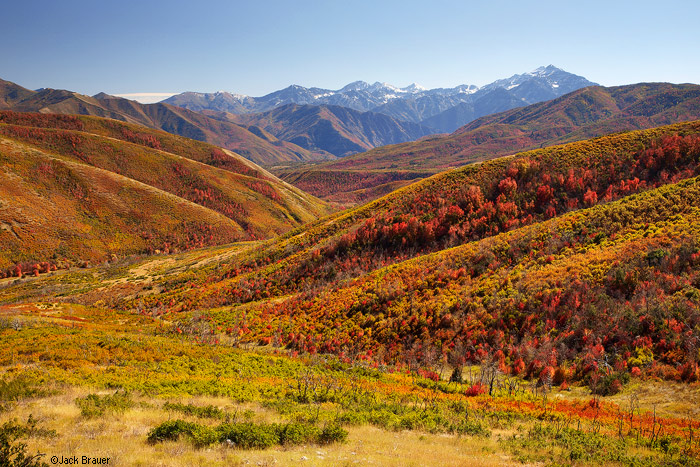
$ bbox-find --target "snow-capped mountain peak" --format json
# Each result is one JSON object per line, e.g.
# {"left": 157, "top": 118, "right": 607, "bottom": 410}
{"left": 369, "top": 82, "right": 401, "bottom": 92}
{"left": 338, "top": 81, "right": 370, "bottom": 92}
{"left": 529, "top": 65, "right": 560, "bottom": 76}
{"left": 481, "top": 65, "right": 590, "bottom": 94}
{"left": 402, "top": 83, "right": 427, "bottom": 93}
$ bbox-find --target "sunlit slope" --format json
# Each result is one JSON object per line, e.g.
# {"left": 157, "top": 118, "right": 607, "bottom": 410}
{"left": 0, "top": 137, "right": 243, "bottom": 271}
{"left": 240, "top": 174, "right": 700, "bottom": 382}
{"left": 123, "top": 121, "right": 700, "bottom": 315}
{"left": 0, "top": 112, "right": 332, "bottom": 273}
{"left": 0, "top": 111, "right": 332, "bottom": 225}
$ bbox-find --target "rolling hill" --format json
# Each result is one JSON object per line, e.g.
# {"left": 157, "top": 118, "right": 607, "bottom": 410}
{"left": 247, "top": 171, "right": 700, "bottom": 381}
{"left": 0, "top": 78, "right": 332, "bottom": 165}
{"left": 278, "top": 83, "right": 700, "bottom": 204}
{"left": 0, "top": 78, "right": 35, "bottom": 108}
{"left": 0, "top": 111, "right": 331, "bottom": 273}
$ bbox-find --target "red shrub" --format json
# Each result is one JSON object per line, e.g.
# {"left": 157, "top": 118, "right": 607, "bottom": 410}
{"left": 465, "top": 382, "right": 486, "bottom": 397}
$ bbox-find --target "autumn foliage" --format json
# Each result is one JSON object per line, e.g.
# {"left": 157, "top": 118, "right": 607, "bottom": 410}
{"left": 124, "top": 120, "right": 700, "bottom": 385}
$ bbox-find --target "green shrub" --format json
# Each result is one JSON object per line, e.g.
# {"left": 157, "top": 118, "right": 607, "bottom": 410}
{"left": 148, "top": 420, "right": 347, "bottom": 449}
{"left": 0, "top": 377, "right": 46, "bottom": 412}
{"left": 75, "top": 390, "right": 133, "bottom": 417}
{"left": 217, "top": 422, "right": 280, "bottom": 449}
{"left": 335, "top": 411, "right": 367, "bottom": 426}
{"left": 146, "top": 419, "right": 217, "bottom": 447}
{"left": 188, "top": 424, "right": 219, "bottom": 447}
{"left": 590, "top": 372, "right": 630, "bottom": 396}
{"left": 278, "top": 423, "right": 320, "bottom": 445}
{"left": 318, "top": 424, "right": 348, "bottom": 444}
{"left": 147, "top": 420, "right": 198, "bottom": 443}
{"left": 0, "top": 416, "right": 53, "bottom": 467}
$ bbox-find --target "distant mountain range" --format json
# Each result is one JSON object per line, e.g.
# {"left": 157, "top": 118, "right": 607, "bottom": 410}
{"left": 164, "top": 65, "right": 597, "bottom": 132}
{"left": 0, "top": 67, "right": 597, "bottom": 165}
{"left": 276, "top": 82, "right": 700, "bottom": 204}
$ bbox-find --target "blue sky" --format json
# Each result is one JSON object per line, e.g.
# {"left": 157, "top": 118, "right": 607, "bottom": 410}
{"left": 2, "top": 0, "right": 699, "bottom": 99}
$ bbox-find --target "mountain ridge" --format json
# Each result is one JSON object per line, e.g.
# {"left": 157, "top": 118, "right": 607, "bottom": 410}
{"left": 163, "top": 66, "right": 596, "bottom": 131}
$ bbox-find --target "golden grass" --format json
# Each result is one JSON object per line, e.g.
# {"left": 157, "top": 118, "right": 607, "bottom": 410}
{"left": 3, "top": 388, "right": 521, "bottom": 467}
